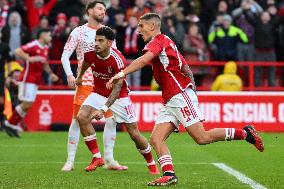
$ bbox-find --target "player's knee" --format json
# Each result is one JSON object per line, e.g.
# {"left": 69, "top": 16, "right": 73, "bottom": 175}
{"left": 77, "top": 111, "right": 89, "bottom": 125}
{"left": 149, "top": 135, "right": 160, "bottom": 148}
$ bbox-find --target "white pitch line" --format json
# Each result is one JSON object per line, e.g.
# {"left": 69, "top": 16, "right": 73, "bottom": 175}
{"left": 0, "top": 161, "right": 210, "bottom": 165}
{"left": 212, "top": 163, "right": 267, "bottom": 189}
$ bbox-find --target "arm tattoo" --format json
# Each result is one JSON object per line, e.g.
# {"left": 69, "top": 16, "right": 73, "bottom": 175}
{"left": 105, "top": 78, "right": 123, "bottom": 107}
{"left": 181, "top": 64, "right": 196, "bottom": 91}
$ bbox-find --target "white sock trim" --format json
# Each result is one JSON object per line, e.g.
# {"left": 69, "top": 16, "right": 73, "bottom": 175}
{"left": 158, "top": 155, "right": 172, "bottom": 162}
{"left": 140, "top": 144, "right": 151, "bottom": 154}
{"left": 225, "top": 128, "right": 236, "bottom": 141}
{"left": 92, "top": 152, "right": 102, "bottom": 158}
{"left": 84, "top": 133, "right": 96, "bottom": 141}
{"left": 147, "top": 160, "right": 156, "bottom": 166}
{"left": 5, "top": 120, "right": 17, "bottom": 128}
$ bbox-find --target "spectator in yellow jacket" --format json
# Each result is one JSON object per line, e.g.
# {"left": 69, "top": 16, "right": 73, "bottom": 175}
{"left": 211, "top": 61, "right": 242, "bottom": 91}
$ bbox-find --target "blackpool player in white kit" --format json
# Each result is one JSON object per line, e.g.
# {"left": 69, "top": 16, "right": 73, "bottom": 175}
{"left": 108, "top": 13, "right": 264, "bottom": 186}
{"left": 61, "top": 1, "right": 127, "bottom": 171}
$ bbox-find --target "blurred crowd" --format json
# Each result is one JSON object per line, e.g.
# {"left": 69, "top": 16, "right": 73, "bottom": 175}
{"left": 1, "top": 0, "right": 284, "bottom": 88}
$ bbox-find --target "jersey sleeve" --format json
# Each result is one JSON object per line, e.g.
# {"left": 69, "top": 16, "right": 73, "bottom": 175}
{"left": 143, "top": 36, "right": 163, "bottom": 57}
{"left": 112, "top": 50, "right": 126, "bottom": 74}
{"left": 63, "top": 28, "right": 80, "bottom": 54}
{"left": 178, "top": 51, "right": 188, "bottom": 66}
{"left": 21, "top": 42, "right": 35, "bottom": 54}
{"left": 61, "top": 28, "right": 80, "bottom": 76}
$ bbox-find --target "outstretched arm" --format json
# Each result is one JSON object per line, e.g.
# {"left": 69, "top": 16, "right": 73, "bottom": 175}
{"left": 106, "top": 51, "right": 154, "bottom": 89}
{"left": 181, "top": 64, "right": 196, "bottom": 92}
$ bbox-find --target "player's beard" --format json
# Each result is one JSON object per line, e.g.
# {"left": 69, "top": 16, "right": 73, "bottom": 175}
{"left": 91, "top": 15, "right": 104, "bottom": 23}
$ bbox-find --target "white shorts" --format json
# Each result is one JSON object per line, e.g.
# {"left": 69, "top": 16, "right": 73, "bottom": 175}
{"left": 18, "top": 82, "right": 38, "bottom": 102}
{"left": 156, "top": 88, "right": 204, "bottom": 129}
{"left": 82, "top": 93, "right": 137, "bottom": 123}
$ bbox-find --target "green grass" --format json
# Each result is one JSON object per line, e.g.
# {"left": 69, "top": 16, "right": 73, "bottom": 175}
{"left": 0, "top": 131, "right": 283, "bottom": 189}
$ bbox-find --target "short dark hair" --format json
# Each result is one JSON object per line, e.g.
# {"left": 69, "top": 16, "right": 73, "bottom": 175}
{"left": 96, "top": 26, "right": 116, "bottom": 40}
{"left": 140, "top": 13, "right": 161, "bottom": 21}
{"left": 37, "top": 28, "right": 50, "bottom": 39}
{"left": 85, "top": 1, "right": 106, "bottom": 15}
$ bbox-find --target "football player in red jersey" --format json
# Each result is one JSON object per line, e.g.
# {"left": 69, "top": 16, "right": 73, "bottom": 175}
{"left": 3, "top": 29, "right": 58, "bottom": 137}
{"left": 107, "top": 13, "right": 264, "bottom": 186}
{"left": 75, "top": 26, "right": 159, "bottom": 174}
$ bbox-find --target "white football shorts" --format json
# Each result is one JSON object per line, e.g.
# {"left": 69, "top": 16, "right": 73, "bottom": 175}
{"left": 18, "top": 82, "right": 38, "bottom": 102}
{"left": 82, "top": 92, "right": 137, "bottom": 123}
{"left": 155, "top": 88, "right": 204, "bottom": 129}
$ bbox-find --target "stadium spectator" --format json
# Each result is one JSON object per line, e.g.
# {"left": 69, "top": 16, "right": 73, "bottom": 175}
{"left": 232, "top": 0, "right": 263, "bottom": 85}
{"left": 163, "top": 0, "right": 185, "bottom": 22}
{"left": 183, "top": 23, "right": 209, "bottom": 61}
{"left": 243, "top": 9, "right": 277, "bottom": 86}
{"left": 119, "top": 0, "right": 134, "bottom": 9}
{"left": 108, "top": 13, "right": 264, "bottom": 186}
{"left": 5, "top": 61, "right": 23, "bottom": 109}
{"left": 232, "top": 0, "right": 263, "bottom": 61}
{"left": 25, "top": 0, "right": 57, "bottom": 31}
{"left": 125, "top": 0, "right": 151, "bottom": 21}
{"left": 162, "top": 15, "right": 185, "bottom": 54}
{"left": 2, "top": 11, "right": 30, "bottom": 55}
{"left": 7, "top": 0, "right": 26, "bottom": 19}
{"left": 211, "top": 61, "right": 243, "bottom": 91}
{"left": 275, "top": 2, "right": 284, "bottom": 62}
{"left": 106, "top": 0, "right": 122, "bottom": 28}
{"left": 217, "top": 0, "right": 229, "bottom": 14}
{"left": 50, "top": 13, "right": 68, "bottom": 60}
{"left": 208, "top": 14, "right": 248, "bottom": 61}
{"left": 32, "top": 15, "right": 50, "bottom": 39}
{"left": 0, "top": 0, "right": 9, "bottom": 30}
{"left": 112, "top": 10, "right": 127, "bottom": 53}
{"left": 76, "top": 26, "right": 159, "bottom": 175}
{"left": 3, "top": 29, "right": 58, "bottom": 138}
{"left": 183, "top": 23, "right": 209, "bottom": 86}
{"left": 60, "top": 1, "right": 127, "bottom": 172}
{"left": 199, "top": 0, "right": 218, "bottom": 34}
{"left": 124, "top": 16, "right": 145, "bottom": 88}
{"left": 145, "top": 0, "right": 169, "bottom": 16}
{"left": 49, "top": 13, "right": 68, "bottom": 85}
{"left": 0, "top": 30, "right": 11, "bottom": 129}
{"left": 48, "top": 0, "right": 86, "bottom": 26}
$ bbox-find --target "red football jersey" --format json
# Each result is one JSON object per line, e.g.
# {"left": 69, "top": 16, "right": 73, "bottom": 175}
{"left": 19, "top": 40, "right": 49, "bottom": 85}
{"left": 84, "top": 48, "right": 129, "bottom": 98}
{"left": 143, "top": 34, "right": 193, "bottom": 103}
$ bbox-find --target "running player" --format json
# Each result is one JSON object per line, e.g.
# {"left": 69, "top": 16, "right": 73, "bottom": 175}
{"left": 107, "top": 13, "right": 264, "bottom": 186}
{"left": 61, "top": 1, "right": 126, "bottom": 171}
{"left": 4, "top": 28, "right": 58, "bottom": 137}
{"left": 75, "top": 26, "right": 159, "bottom": 174}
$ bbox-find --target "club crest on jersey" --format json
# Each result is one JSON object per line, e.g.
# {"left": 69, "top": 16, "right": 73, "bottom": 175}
{"left": 107, "top": 66, "right": 112, "bottom": 73}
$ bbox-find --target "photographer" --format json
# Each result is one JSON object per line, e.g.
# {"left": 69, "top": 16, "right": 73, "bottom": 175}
{"left": 208, "top": 14, "right": 248, "bottom": 61}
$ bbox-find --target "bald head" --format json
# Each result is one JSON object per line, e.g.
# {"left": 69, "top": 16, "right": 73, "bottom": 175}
{"left": 140, "top": 13, "right": 161, "bottom": 29}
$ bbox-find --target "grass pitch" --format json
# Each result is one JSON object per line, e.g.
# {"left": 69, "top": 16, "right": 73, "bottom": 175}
{"left": 0, "top": 131, "right": 283, "bottom": 189}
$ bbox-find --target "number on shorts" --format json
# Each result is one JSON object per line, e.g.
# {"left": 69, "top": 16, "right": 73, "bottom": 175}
{"left": 125, "top": 104, "right": 135, "bottom": 116}
{"left": 180, "top": 106, "right": 191, "bottom": 118}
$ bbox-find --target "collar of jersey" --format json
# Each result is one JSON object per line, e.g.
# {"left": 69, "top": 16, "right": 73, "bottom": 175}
{"left": 96, "top": 49, "right": 112, "bottom": 60}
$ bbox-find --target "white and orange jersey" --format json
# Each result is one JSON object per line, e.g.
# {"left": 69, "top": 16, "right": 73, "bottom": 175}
{"left": 61, "top": 23, "right": 117, "bottom": 86}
